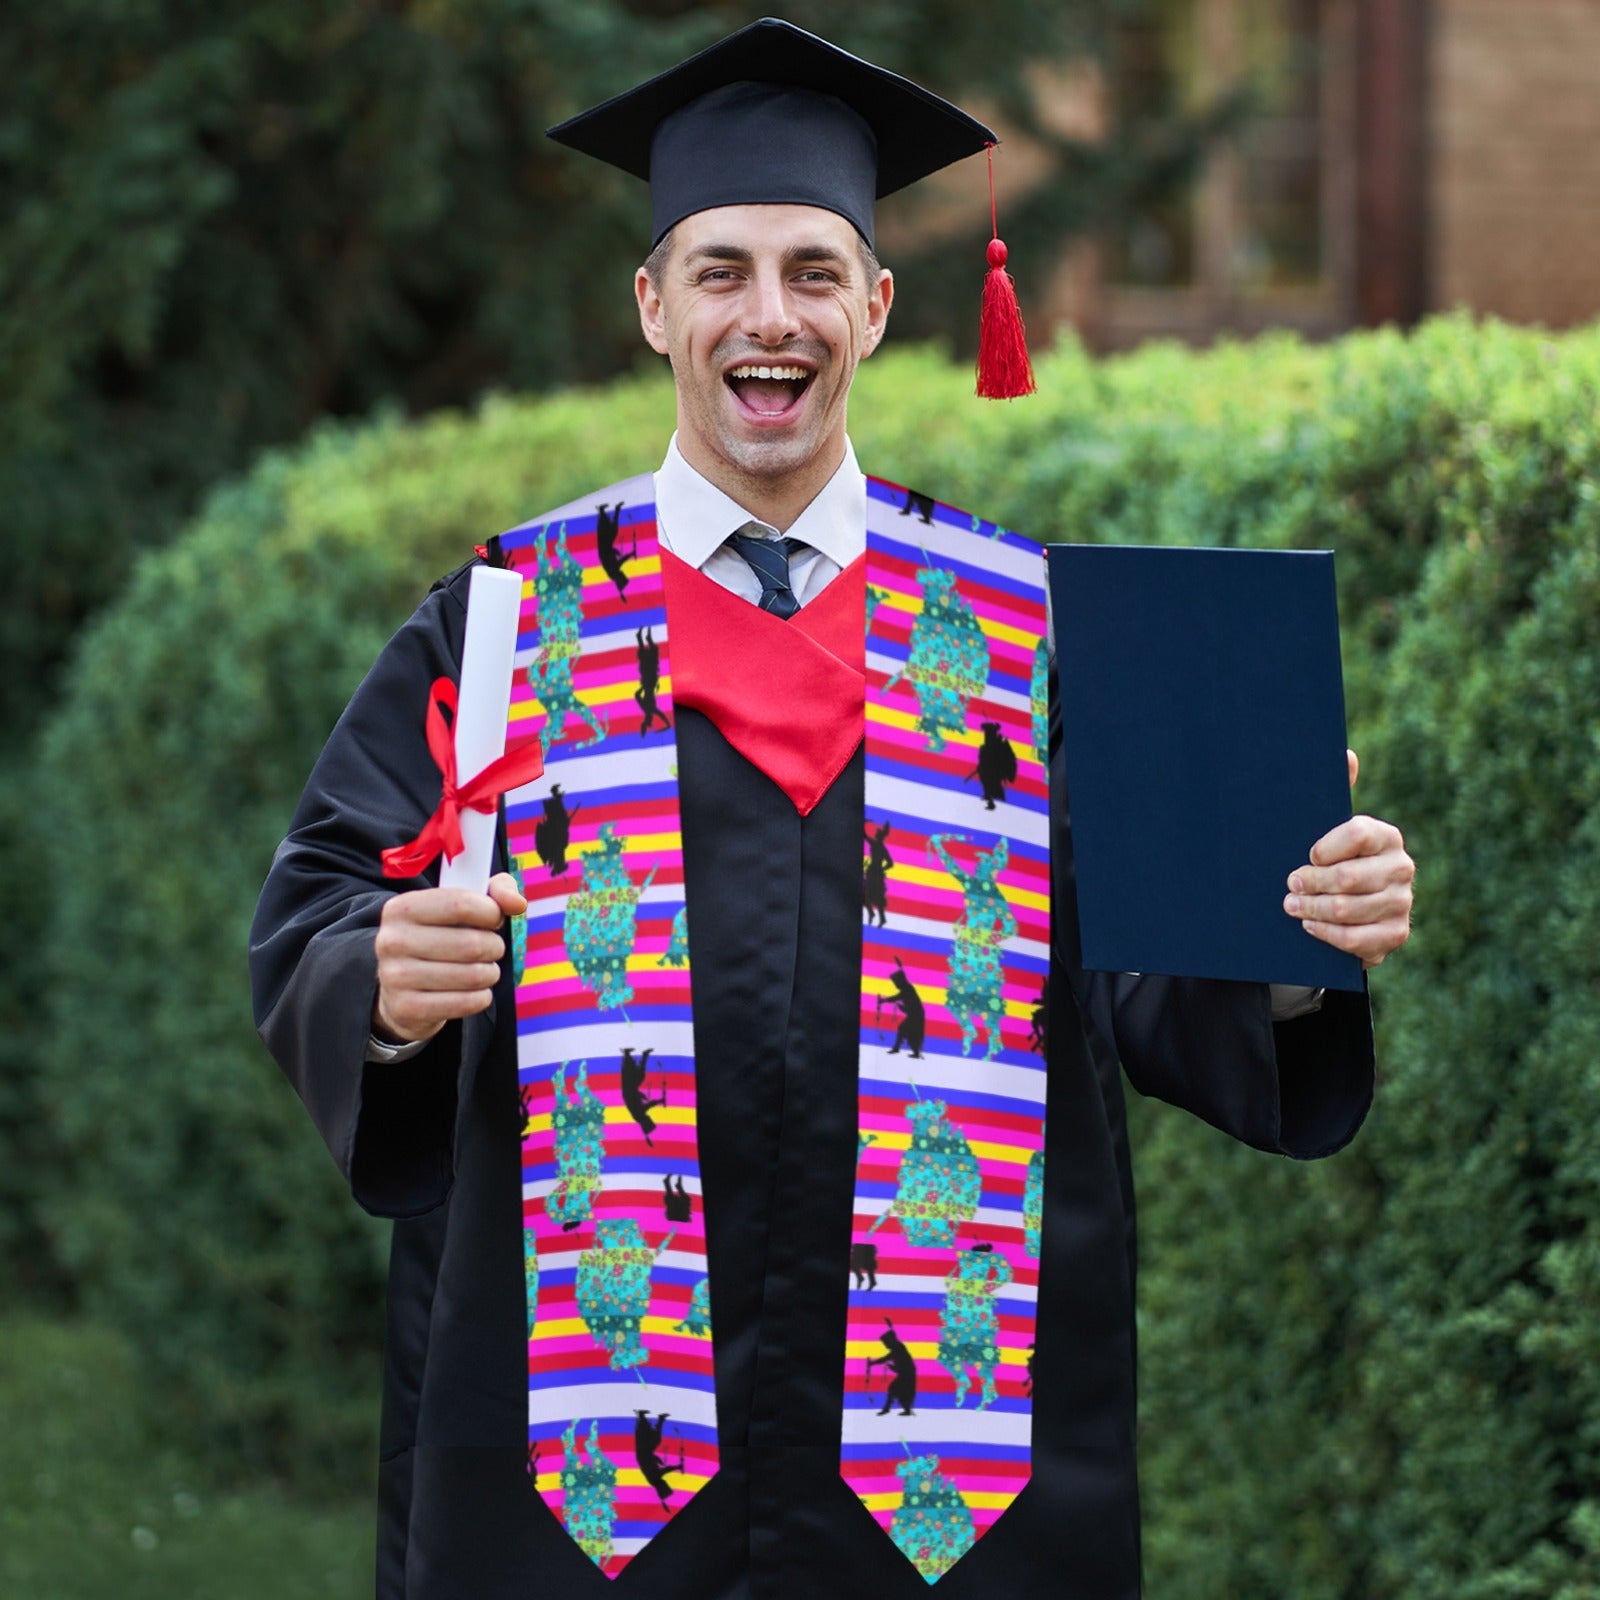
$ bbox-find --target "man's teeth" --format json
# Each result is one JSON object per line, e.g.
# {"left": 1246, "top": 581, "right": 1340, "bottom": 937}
{"left": 727, "top": 365, "right": 809, "bottom": 381}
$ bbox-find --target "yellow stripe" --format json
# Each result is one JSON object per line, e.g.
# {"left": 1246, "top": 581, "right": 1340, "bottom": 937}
{"left": 509, "top": 677, "right": 676, "bottom": 726}
{"left": 888, "top": 860, "right": 1047, "bottom": 914}
{"left": 522, "top": 1106, "right": 696, "bottom": 1137}
{"left": 534, "top": 1313, "right": 706, "bottom": 1342}
{"left": 520, "top": 950, "right": 690, "bottom": 988}
{"left": 855, "top": 1129, "right": 1033, "bottom": 1167}
{"left": 846, "top": 1341, "right": 1030, "bottom": 1366}
{"left": 535, "top": 1469, "right": 710, "bottom": 1494}
{"left": 510, "top": 831, "right": 682, "bottom": 867}
{"left": 858, "top": 1490, "right": 1018, "bottom": 1512}
{"left": 867, "top": 699, "right": 1027, "bottom": 753}
{"left": 870, "top": 587, "right": 1039, "bottom": 653}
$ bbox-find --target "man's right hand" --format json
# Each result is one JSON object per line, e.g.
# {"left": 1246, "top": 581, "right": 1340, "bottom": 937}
{"left": 372, "top": 872, "right": 528, "bottom": 1045}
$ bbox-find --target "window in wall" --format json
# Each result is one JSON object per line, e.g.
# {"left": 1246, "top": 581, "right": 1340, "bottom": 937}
{"left": 1101, "top": 0, "right": 1355, "bottom": 342}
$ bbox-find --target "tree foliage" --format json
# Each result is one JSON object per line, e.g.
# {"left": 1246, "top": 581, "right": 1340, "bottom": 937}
{"left": 0, "top": 0, "right": 1177, "bottom": 744}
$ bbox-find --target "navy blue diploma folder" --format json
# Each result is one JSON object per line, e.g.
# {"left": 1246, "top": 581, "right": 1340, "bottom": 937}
{"left": 1048, "top": 544, "right": 1364, "bottom": 992}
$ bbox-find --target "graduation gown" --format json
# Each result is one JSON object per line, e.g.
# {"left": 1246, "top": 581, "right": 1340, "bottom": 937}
{"left": 250, "top": 558, "right": 1374, "bottom": 1600}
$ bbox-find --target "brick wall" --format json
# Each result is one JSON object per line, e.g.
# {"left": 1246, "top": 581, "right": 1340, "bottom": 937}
{"left": 1431, "top": 0, "right": 1600, "bottom": 327}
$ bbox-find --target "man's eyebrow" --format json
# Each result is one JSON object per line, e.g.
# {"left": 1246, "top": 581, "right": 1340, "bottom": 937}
{"left": 681, "top": 242, "right": 855, "bottom": 271}
{"left": 782, "top": 243, "right": 852, "bottom": 271}
{"left": 683, "top": 244, "right": 755, "bottom": 267}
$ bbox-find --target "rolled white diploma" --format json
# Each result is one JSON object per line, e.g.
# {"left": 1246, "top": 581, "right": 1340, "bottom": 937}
{"left": 439, "top": 564, "right": 525, "bottom": 893}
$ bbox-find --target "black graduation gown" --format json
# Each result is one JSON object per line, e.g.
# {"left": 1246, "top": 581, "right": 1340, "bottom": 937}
{"left": 250, "top": 560, "right": 1374, "bottom": 1600}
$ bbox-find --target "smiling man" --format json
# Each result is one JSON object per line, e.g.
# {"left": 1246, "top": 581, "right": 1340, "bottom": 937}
{"left": 250, "top": 19, "right": 1413, "bottom": 1600}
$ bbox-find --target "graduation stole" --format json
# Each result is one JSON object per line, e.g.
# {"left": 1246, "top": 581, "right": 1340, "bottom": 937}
{"left": 493, "top": 473, "right": 1051, "bottom": 1583}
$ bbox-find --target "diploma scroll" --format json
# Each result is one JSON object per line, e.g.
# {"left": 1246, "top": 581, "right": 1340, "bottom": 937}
{"left": 439, "top": 565, "right": 525, "bottom": 893}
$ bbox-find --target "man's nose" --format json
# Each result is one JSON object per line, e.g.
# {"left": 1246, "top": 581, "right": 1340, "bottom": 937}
{"left": 745, "top": 271, "right": 801, "bottom": 346}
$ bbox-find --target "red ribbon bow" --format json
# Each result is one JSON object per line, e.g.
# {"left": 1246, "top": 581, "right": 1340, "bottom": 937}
{"left": 381, "top": 677, "right": 545, "bottom": 879}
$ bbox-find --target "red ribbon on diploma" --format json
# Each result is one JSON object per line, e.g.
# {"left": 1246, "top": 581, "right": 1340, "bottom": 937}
{"left": 381, "top": 677, "right": 545, "bottom": 879}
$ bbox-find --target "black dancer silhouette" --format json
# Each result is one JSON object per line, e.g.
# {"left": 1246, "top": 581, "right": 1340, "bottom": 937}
{"left": 969, "top": 721, "right": 1017, "bottom": 810}
{"left": 899, "top": 488, "right": 936, "bottom": 525}
{"left": 866, "top": 1319, "right": 918, "bottom": 1416}
{"left": 663, "top": 1173, "right": 693, "bottom": 1223}
{"left": 884, "top": 958, "right": 926, "bottom": 1059}
{"left": 534, "top": 783, "right": 579, "bottom": 875}
{"left": 1025, "top": 1343, "right": 1035, "bottom": 1397}
{"left": 863, "top": 821, "right": 893, "bottom": 927}
{"left": 850, "top": 1241, "right": 879, "bottom": 1291}
{"left": 634, "top": 1410, "right": 683, "bottom": 1508}
{"left": 1028, "top": 976, "right": 1049, "bottom": 1058}
{"left": 621, "top": 1046, "right": 668, "bottom": 1146}
{"left": 635, "top": 625, "right": 672, "bottom": 736}
{"left": 596, "top": 502, "right": 634, "bottom": 598}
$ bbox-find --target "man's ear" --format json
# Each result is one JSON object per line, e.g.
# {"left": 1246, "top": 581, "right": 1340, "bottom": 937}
{"left": 861, "top": 268, "right": 894, "bottom": 358}
{"left": 637, "top": 267, "right": 670, "bottom": 355}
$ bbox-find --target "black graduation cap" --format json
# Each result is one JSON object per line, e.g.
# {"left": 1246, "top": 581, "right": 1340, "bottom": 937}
{"left": 546, "top": 16, "right": 998, "bottom": 249}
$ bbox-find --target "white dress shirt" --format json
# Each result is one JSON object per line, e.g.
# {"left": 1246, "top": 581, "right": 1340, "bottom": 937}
{"left": 652, "top": 432, "right": 863, "bottom": 603}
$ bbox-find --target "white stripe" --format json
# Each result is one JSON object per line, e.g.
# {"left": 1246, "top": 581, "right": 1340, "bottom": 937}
{"left": 512, "top": 474, "right": 655, "bottom": 534}
{"left": 517, "top": 1020, "right": 697, "bottom": 1071}
{"left": 852, "top": 1274, "right": 1037, "bottom": 1306}
{"left": 868, "top": 907, "right": 1049, "bottom": 964}
{"left": 867, "top": 650, "right": 1036, "bottom": 719}
{"left": 866, "top": 770, "right": 1049, "bottom": 853}
{"left": 868, "top": 505, "right": 1045, "bottom": 588}
{"left": 507, "top": 739, "right": 683, "bottom": 810}
{"left": 840, "top": 1406, "right": 1033, "bottom": 1447}
{"left": 861, "top": 1048, "right": 1047, "bottom": 1099}
{"left": 529, "top": 1381, "right": 717, "bottom": 1430}
{"left": 526, "top": 1246, "right": 710, "bottom": 1279}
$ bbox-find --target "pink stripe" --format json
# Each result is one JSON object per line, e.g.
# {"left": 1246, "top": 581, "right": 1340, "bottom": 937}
{"left": 846, "top": 1472, "right": 1029, "bottom": 1498}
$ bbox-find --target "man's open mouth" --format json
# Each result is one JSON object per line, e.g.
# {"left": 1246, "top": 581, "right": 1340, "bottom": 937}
{"left": 725, "top": 363, "right": 813, "bottom": 417}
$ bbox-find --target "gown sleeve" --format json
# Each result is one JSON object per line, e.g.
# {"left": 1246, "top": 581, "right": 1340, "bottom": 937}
{"left": 1047, "top": 676, "right": 1375, "bottom": 1161}
{"left": 248, "top": 562, "right": 500, "bottom": 1216}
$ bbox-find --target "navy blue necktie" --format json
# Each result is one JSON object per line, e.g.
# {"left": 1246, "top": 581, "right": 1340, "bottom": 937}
{"left": 727, "top": 527, "right": 807, "bottom": 619}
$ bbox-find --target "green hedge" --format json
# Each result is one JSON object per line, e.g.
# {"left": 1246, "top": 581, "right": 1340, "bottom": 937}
{"left": 34, "top": 318, "right": 1600, "bottom": 1597}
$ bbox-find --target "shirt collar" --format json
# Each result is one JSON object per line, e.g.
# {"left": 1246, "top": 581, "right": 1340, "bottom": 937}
{"left": 654, "top": 434, "right": 866, "bottom": 570}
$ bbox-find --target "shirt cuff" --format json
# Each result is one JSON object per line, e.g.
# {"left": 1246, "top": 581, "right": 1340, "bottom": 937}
{"left": 1269, "top": 983, "right": 1326, "bottom": 1022}
{"left": 365, "top": 1031, "right": 430, "bottom": 1064}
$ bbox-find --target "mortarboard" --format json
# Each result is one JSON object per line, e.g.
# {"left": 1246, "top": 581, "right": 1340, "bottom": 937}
{"left": 547, "top": 16, "right": 998, "bottom": 250}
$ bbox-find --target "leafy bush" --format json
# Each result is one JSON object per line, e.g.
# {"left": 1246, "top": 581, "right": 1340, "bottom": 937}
{"left": 34, "top": 315, "right": 1600, "bottom": 1600}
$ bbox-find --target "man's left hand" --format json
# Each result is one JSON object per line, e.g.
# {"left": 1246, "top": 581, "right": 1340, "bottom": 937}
{"left": 1284, "top": 750, "right": 1415, "bottom": 969}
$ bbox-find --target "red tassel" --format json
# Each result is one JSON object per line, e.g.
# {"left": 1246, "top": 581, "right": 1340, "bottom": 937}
{"left": 976, "top": 145, "right": 1035, "bottom": 400}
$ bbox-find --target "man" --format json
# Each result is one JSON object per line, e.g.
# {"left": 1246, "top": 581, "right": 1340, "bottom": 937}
{"left": 250, "top": 20, "right": 1413, "bottom": 1600}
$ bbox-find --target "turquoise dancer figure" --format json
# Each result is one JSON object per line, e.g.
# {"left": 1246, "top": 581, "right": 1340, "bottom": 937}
{"left": 889, "top": 1449, "right": 976, "bottom": 1584}
{"left": 509, "top": 864, "right": 529, "bottom": 984}
{"left": 524, "top": 1224, "right": 539, "bottom": 1337}
{"left": 1024, "top": 1144, "right": 1045, "bottom": 1259}
{"left": 929, "top": 833, "right": 1017, "bottom": 1059}
{"left": 559, "top": 1420, "right": 620, "bottom": 1572}
{"left": 539, "top": 1060, "right": 606, "bottom": 1231}
{"left": 563, "top": 822, "right": 658, "bottom": 1011}
{"left": 526, "top": 520, "right": 607, "bottom": 754}
{"left": 575, "top": 1219, "right": 677, "bottom": 1372}
{"left": 882, "top": 562, "right": 989, "bottom": 752}
{"left": 660, "top": 906, "right": 690, "bottom": 968}
{"left": 1030, "top": 637, "right": 1049, "bottom": 769}
{"left": 676, "top": 1275, "right": 712, "bottom": 1339}
{"left": 867, "top": 1095, "right": 980, "bottom": 1248}
{"left": 937, "top": 1241, "right": 1013, "bottom": 1410}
